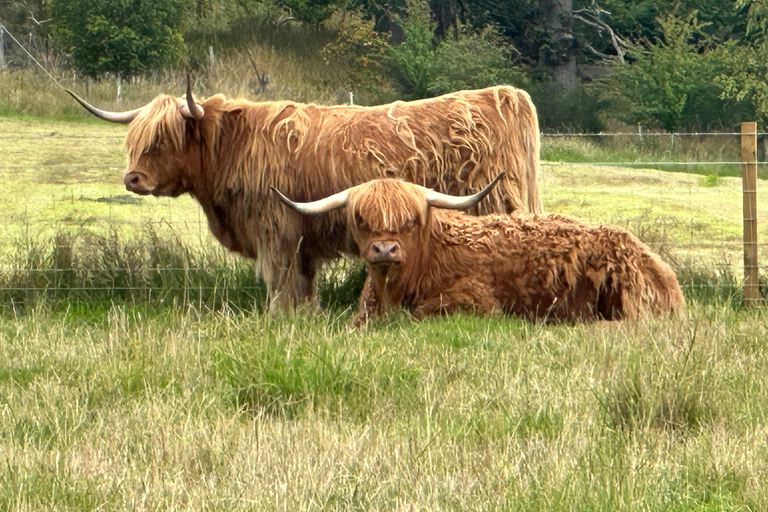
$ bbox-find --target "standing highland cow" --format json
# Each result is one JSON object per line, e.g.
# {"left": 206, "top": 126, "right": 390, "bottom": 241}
{"left": 273, "top": 176, "right": 684, "bottom": 324}
{"left": 67, "top": 80, "right": 541, "bottom": 310}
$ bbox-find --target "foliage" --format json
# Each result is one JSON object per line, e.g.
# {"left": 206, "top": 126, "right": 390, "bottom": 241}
{"left": 321, "top": 8, "right": 390, "bottom": 94}
{"left": 386, "top": 0, "right": 525, "bottom": 99}
{"left": 49, "top": 0, "right": 187, "bottom": 79}
{"left": 273, "top": 0, "right": 343, "bottom": 25}
{"left": 716, "top": 0, "right": 768, "bottom": 123}
{"left": 739, "top": 0, "right": 768, "bottom": 40}
{"left": 588, "top": 0, "right": 745, "bottom": 43}
{"left": 386, "top": 0, "right": 437, "bottom": 99}
{"left": 715, "top": 45, "right": 768, "bottom": 123}
{"left": 598, "top": 12, "right": 749, "bottom": 131}
{"left": 430, "top": 25, "right": 528, "bottom": 94}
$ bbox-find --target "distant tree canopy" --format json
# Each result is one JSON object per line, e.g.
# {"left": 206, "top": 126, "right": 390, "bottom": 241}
{"left": 50, "top": 0, "right": 187, "bottom": 79}
{"left": 6, "top": 0, "right": 768, "bottom": 129}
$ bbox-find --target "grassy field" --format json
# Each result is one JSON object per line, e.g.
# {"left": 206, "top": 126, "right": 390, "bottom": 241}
{"left": 2, "top": 300, "right": 768, "bottom": 510}
{"left": 1, "top": 113, "right": 768, "bottom": 510}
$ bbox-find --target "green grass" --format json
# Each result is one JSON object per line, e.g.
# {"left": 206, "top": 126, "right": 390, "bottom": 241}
{"left": 542, "top": 133, "right": 767, "bottom": 180}
{"left": 2, "top": 303, "right": 768, "bottom": 510}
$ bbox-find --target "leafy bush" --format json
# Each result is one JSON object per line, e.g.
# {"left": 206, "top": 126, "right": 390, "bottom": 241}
{"left": 716, "top": 0, "right": 768, "bottom": 128}
{"left": 386, "top": 0, "right": 437, "bottom": 99}
{"left": 386, "top": 0, "right": 526, "bottom": 99}
{"left": 321, "top": 8, "right": 390, "bottom": 97}
{"left": 50, "top": 0, "right": 187, "bottom": 79}
{"left": 598, "top": 11, "right": 751, "bottom": 131}
{"left": 431, "top": 26, "right": 528, "bottom": 95}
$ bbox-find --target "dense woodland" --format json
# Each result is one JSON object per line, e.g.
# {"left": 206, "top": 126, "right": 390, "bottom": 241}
{"left": 1, "top": 0, "right": 768, "bottom": 131}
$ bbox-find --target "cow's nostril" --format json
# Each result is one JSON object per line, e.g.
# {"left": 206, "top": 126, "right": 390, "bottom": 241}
{"left": 371, "top": 242, "right": 399, "bottom": 257}
{"left": 129, "top": 175, "right": 139, "bottom": 185}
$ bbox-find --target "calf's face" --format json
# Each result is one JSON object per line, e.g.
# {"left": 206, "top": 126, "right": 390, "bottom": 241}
{"left": 346, "top": 181, "right": 430, "bottom": 276}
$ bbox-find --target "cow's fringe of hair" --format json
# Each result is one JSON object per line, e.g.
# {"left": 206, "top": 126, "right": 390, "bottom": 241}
{"left": 348, "top": 179, "right": 428, "bottom": 233}
{"left": 125, "top": 96, "right": 188, "bottom": 159}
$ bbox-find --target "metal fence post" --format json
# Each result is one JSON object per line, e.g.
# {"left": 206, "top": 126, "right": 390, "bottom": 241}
{"left": 741, "top": 121, "right": 760, "bottom": 305}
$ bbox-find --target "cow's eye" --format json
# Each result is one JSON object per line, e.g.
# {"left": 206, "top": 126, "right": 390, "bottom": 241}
{"left": 399, "top": 216, "right": 419, "bottom": 232}
{"left": 354, "top": 212, "right": 369, "bottom": 231}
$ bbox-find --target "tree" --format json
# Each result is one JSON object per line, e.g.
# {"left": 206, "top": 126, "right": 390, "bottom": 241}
{"left": 0, "top": 0, "right": 53, "bottom": 68}
{"left": 539, "top": 0, "right": 577, "bottom": 90}
{"left": 716, "top": 0, "right": 768, "bottom": 122}
{"left": 385, "top": 0, "right": 525, "bottom": 99}
{"left": 600, "top": 12, "right": 748, "bottom": 131}
{"left": 50, "top": 0, "right": 186, "bottom": 79}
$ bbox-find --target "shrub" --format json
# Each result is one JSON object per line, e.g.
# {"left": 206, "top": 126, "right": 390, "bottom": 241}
{"left": 386, "top": 0, "right": 526, "bottom": 100}
{"left": 49, "top": 0, "right": 187, "bottom": 79}
{"left": 598, "top": 11, "right": 751, "bottom": 132}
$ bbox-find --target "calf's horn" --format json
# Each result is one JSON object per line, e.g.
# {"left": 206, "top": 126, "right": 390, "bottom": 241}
{"left": 271, "top": 187, "right": 350, "bottom": 215}
{"left": 424, "top": 173, "right": 506, "bottom": 210}
{"left": 65, "top": 90, "right": 142, "bottom": 124}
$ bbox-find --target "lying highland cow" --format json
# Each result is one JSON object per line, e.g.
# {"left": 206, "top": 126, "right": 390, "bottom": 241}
{"left": 67, "top": 80, "right": 541, "bottom": 311}
{"left": 273, "top": 176, "right": 685, "bottom": 324}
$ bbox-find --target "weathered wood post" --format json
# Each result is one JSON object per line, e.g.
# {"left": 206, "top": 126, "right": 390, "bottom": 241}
{"left": 741, "top": 121, "right": 759, "bottom": 305}
{"left": 0, "top": 25, "right": 7, "bottom": 71}
{"left": 208, "top": 45, "right": 216, "bottom": 77}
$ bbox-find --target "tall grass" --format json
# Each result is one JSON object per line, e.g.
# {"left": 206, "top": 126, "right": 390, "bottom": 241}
{"left": 0, "top": 224, "right": 760, "bottom": 318}
{"left": 542, "top": 132, "right": 768, "bottom": 179}
{"left": 0, "top": 226, "right": 370, "bottom": 314}
{"left": 0, "top": 18, "right": 353, "bottom": 120}
{"left": 1, "top": 296, "right": 768, "bottom": 510}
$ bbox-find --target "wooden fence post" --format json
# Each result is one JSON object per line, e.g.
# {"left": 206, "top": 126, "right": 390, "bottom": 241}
{"left": 741, "top": 121, "right": 760, "bottom": 305}
{"left": 0, "top": 25, "right": 7, "bottom": 71}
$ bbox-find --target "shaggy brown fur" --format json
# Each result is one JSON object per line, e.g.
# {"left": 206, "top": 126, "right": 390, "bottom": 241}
{"left": 119, "top": 86, "right": 541, "bottom": 310}
{"left": 329, "top": 179, "right": 684, "bottom": 324}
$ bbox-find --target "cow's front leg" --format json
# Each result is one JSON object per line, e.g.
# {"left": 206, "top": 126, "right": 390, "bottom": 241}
{"left": 412, "top": 280, "right": 500, "bottom": 319}
{"left": 350, "top": 275, "right": 383, "bottom": 327}
{"left": 262, "top": 240, "right": 318, "bottom": 313}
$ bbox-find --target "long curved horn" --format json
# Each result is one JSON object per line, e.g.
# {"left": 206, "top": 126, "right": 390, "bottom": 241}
{"left": 179, "top": 73, "right": 205, "bottom": 119}
{"left": 424, "top": 173, "right": 506, "bottom": 210}
{"left": 271, "top": 186, "right": 350, "bottom": 215}
{"left": 65, "top": 89, "right": 142, "bottom": 124}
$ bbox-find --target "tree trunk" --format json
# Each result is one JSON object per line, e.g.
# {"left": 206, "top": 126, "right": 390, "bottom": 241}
{"left": 539, "top": 0, "right": 577, "bottom": 91}
{"left": 431, "top": 0, "right": 459, "bottom": 39}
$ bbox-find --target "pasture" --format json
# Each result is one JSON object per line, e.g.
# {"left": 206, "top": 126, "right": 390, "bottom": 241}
{"left": 1, "top": 116, "right": 768, "bottom": 510}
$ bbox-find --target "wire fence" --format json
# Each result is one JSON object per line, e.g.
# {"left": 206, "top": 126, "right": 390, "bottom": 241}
{"left": 0, "top": 128, "right": 766, "bottom": 308}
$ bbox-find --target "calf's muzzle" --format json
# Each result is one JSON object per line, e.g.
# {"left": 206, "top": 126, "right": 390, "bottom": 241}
{"left": 366, "top": 240, "right": 402, "bottom": 265}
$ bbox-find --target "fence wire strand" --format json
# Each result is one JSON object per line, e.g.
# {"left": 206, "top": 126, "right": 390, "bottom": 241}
{"left": 1, "top": 130, "right": 765, "bottom": 303}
